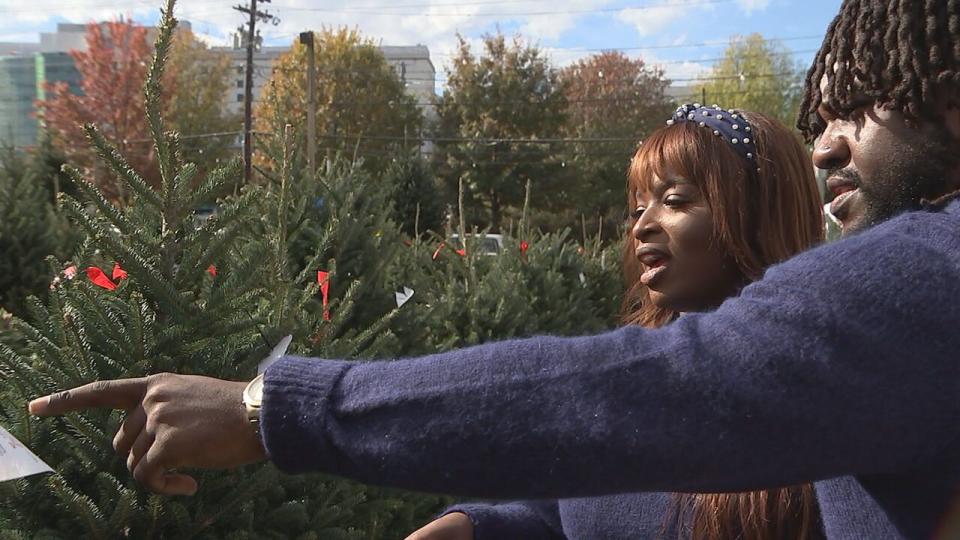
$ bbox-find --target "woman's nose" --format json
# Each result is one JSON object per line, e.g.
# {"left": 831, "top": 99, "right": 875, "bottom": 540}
{"left": 632, "top": 207, "right": 662, "bottom": 242}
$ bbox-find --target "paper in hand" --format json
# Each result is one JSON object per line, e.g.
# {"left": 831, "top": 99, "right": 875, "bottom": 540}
{"left": 0, "top": 425, "right": 53, "bottom": 483}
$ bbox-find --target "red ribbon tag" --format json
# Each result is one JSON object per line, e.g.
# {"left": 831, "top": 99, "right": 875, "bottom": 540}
{"left": 317, "top": 270, "right": 331, "bottom": 320}
{"left": 112, "top": 263, "right": 128, "bottom": 281}
{"left": 86, "top": 267, "right": 117, "bottom": 291}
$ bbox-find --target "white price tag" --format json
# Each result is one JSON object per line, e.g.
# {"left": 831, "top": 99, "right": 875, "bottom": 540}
{"left": 0, "top": 425, "right": 53, "bottom": 483}
{"left": 395, "top": 287, "right": 415, "bottom": 308}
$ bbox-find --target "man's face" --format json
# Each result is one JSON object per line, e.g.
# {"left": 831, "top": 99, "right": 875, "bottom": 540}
{"left": 813, "top": 80, "right": 960, "bottom": 235}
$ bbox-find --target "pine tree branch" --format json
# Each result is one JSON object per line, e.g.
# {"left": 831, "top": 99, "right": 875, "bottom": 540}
{"left": 179, "top": 188, "right": 259, "bottom": 281}
{"left": 82, "top": 124, "right": 162, "bottom": 209}
{"left": 172, "top": 162, "right": 198, "bottom": 210}
{"left": 0, "top": 342, "right": 51, "bottom": 396}
{"left": 128, "top": 294, "right": 152, "bottom": 369}
{"left": 145, "top": 0, "right": 178, "bottom": 193}
{"left": 13, "top": 320, "right": 66, "bottom": 374}
{"left": 184, "top": 467, "right": 277, "bottom": 539}
{"left": 74, "top": 288, "right": 132, "bottom": 360}
{"left": 62, "top": 197, "right": 194, "bottom": 320}
{"left": 190, "top": 222, "right": 245, "bottom": 284}
{"left": 107, "top": 477, "right": 143, "bottom": 538}
{"left": 61, "top": 165, "right": 151, "bottom": 250}
{"left": 61, "top": 298, "right": 98, "bottom": 382}
{"left": 23, "top": 295, "right": 51, "bottom": 330}
{"left": 49, "top": 475, "right": 108, "bottom": 540}
{"left": 348, "top": 308, "right": 401, "bottom": 358}
{"left": 161, "top": 132, "right": 184, "bottom": 215}
{"left": 186, "top": 158, "right": 242, "bottom": 210}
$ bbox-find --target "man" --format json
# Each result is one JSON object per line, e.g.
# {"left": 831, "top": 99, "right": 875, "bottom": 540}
{"left": 797, "top": 0, "right": 960, "bottom": 233}
{"left": 28, "top": 2, "right": 960, "bottom": 539}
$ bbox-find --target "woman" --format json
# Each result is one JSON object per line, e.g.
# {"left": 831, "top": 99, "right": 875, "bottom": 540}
{"left": 406, "top": 104, "right": 825, "bottom": 540}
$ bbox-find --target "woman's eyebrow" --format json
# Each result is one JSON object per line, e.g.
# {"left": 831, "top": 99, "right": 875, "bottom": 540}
{"left": 660, "top": 177, "right": 690, "bottom": 189}
{"left": 637, "top": 176, "right": 689, "bottom": 199}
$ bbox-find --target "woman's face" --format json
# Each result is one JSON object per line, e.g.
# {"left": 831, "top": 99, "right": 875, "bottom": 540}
{"left": 631, "top": 171, "right": 743, "bottom": 312}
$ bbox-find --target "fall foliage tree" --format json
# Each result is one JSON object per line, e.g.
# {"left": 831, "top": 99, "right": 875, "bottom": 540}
{"left": 559, "top": 51, "right": 673, "bottom": 235}
{"left": 695, "top": 33, "right": 804, "bottom": 128}
{"left": 37, "top": 22, "right": 237, "bottom": 201}
{"left": 434, "top": 33, "right": 567, "bottom": 231}
{"left": 166, "top": 30, "right": 240, "bottom": 169}
{"left": 255, "top": 28, "right": 422, "bottom": 175}
{"left": 37, "top": 20, "right": 158, "bottom": 202}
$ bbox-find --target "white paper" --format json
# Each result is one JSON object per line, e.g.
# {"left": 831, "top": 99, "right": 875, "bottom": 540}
{"left": 0, "top": 425, "right": 53, "bottom": 483}
{"left": 395, "top": 287, "right": 415, "bottom": 308}
{"left": 258, "top": 334, "right": 293, "bottom": 375}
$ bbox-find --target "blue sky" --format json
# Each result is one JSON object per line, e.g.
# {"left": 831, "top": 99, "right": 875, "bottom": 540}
{"left": 0, "top": 0, "right": 843, "bottom": 90}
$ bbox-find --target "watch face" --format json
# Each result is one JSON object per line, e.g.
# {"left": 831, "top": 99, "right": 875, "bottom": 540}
{"left": 244, "top": 375, "right": 264, "bottom": 407}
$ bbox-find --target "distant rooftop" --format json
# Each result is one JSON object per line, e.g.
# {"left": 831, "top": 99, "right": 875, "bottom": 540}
{"left": 0, "top": 43, "right": 41, "bottom": 56}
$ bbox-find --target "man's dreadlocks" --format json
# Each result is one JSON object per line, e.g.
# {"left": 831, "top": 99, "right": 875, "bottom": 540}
{"left": 797, "top": 0, "right": 960, "bottom": 142}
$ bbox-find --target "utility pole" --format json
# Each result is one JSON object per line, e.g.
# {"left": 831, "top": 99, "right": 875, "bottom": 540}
{"left": 234, "top": 0, "right": 275, "bottom": 184}
{"left": 299, "top": 31, "right": 316, "bottom": 181}
{"left": 400, "top": 62, "right": 409, "bottom": 149}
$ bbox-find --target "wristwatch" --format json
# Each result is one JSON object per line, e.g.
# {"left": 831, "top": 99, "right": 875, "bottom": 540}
{"left": 243, "top": 374, "right": 264, "bottom": 432}
{"left": 243, "top": 335, "right": 292, "bottom": 435}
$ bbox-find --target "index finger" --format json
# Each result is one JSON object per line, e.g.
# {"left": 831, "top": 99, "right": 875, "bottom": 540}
{"left": 29, "top": 378, "right": 148, "bottom": 416}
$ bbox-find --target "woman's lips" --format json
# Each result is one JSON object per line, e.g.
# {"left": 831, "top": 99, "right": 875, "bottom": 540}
{"left": 637, "top": 247, "right": 670, "bottom": 286}
{"left": 640, "top": 264, "right": 668, "bottom": 286}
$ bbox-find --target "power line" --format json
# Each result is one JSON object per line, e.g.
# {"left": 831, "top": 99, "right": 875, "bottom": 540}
{"left": 272, "top": 0, "right": 734, "bottom": 16}
{"left": 253, "top": 62, "right": 801, "bottom": 84}
{"left": 3, "top": 0, "right": 227, "bottom": 14}
{"left": 272, "top": 0, "right": 652, "bottom": 9}
{"left": 431, "top": 34, "right": 826, "bottom": 56}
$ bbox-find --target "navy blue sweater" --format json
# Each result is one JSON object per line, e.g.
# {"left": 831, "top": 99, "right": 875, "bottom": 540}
{"left": 261, "top": 201, "right": 960, "bottom": 539}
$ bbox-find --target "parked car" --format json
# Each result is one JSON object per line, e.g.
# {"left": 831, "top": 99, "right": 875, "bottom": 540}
{"left": 450, "top": 233, "right": 503, "bottom": 256}
{"left": 432, "top": 233, "right": 504, "bottom": 260}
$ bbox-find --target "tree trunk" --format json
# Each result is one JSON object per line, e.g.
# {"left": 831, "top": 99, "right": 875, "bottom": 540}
{"left": 490, "top": 189, "right": 501, "bottom": 232}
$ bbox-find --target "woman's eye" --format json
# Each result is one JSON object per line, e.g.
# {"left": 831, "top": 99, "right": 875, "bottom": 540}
{"left": 630, "top": 207, "right": 646, "bottom": 220}
{"left": 664, "top": 195, "right": 687, "bottom": 206}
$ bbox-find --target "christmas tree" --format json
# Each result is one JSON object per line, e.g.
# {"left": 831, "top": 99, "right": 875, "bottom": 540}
{"left": 0, "top": 3, "right": 446, "bottom": 537}
{"left": 0, "top": 144, "right": 74, "bottom": 318}
{"left": 0, "top": 2, "right": 628, "bottom": 537}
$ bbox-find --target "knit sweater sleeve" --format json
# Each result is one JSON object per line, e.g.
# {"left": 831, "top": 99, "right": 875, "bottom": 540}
{"left": 260, "top": 212, "right": 960, "bottom": 499}
{"left": 440, "top": 501, "right": 564, "bottom": 540}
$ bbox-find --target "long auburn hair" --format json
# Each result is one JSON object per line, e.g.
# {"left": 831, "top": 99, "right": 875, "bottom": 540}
{"left": 619, "top": 111, "right": 826, "bottom": 539}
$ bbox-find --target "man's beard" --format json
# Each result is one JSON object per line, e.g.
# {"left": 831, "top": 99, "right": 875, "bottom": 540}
{"left": 841, "top": 127, "right": 958, "bottom": 233}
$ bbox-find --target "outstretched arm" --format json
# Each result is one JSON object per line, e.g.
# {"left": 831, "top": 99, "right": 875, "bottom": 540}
{"left": 29, "top": 212, "right": 960, "bottom": 498}
{"left": 261, "top": 217, "right": 960, "bottom": 499}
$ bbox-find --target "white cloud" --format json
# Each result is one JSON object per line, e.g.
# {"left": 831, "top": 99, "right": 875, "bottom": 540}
{"left": 518, "top": 0, "right": 616, "bottom": 42}
{"left": 617, "top": 0, "right": 770, "bottom": 40}
{"left": 736, "top": 0, "right": 771, "bottom": 14}
{"left": 2, "top": 0, "right": 157, "bottom": 27}
{"left": 190, "top": 31, "right": 227, "bottom": 47}
{"left": 0, "top": 0, "right": 765, "bottom": 98}
{"left": 615, "top": 2, "right": 689, "bottom": 38}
